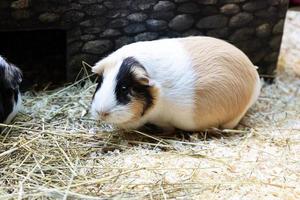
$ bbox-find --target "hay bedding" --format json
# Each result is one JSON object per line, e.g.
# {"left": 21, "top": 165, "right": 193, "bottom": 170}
{"left": 1, "top": 9, "right": 300, "bottom": 199}
{"left": 0, "top": 65, "right": 299, "bottom": 200}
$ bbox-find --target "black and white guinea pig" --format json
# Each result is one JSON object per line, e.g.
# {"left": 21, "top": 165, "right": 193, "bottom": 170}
{"left": 91, "top": 36, "right": 261, "bottom": 132}
{"left": 0, "top": 55, "right": 22, "bottom": 124}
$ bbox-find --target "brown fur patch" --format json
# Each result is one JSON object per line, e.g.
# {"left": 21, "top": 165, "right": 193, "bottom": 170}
{"left": 130, "top": 100, "right": 145, "bottom": 121}
{"left": 131, "top": 66, "right": 150, "bottom": 86}
{"left": 129, "top": 86, "right": 159, "bottom": 122}
{"left": 180, "top": 36, "right": 260, "bottom": 129}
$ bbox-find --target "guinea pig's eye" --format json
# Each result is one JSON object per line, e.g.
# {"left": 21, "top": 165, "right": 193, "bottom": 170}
{"left": 121, "top": 86, "right": 128, "bottom": 92}
{"left": 121, "top": 85, "right": 130, "bottom": 95}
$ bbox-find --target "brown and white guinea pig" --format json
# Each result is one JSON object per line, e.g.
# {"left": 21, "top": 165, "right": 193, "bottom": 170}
{"left": 91, "top": 36, "right": 261, "bottom": 132}
{"left": 0, "top": 55, "right": 22, "bottom": 124}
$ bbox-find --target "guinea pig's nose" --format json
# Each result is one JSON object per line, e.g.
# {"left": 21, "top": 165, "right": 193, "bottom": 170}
{"left": 101, "top": 112, "right": 110, "bottom": 118}
{"left": 97, "top": 110, "right": 110, "bottom": 119}
{"left": 96, "top": 110, "right": 110, "bottom": 120}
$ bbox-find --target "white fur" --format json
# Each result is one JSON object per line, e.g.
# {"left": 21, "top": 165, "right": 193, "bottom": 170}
{"left": 122, "top": 40, "right": 199, "bottom": 130}
{"left": 1, "top": 55, "right": 22, "bottom": 124}
{"left": 91, "top": 62, "right": 135, "bottom": 124}
{"left": 92, "top": 67, "right": 118, "bottom": 115}
{"left": 92, "top": 39, "right": 198, "bottom": 130}
{"left": 92, "top": 37, "right": 260, "bottom": 131}
{"left": 0, "top": 56, "right": 6, "bottom": 66}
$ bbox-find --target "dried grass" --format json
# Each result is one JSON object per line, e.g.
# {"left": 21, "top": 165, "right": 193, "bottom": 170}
{"left": 0, "top": 63, "right": 299, "bottom": 199}
{"left": 1, "top": 10, "right": 300, "bottom": 199}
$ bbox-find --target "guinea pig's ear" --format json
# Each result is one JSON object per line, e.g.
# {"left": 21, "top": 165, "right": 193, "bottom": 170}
{"left": 0, "top": 61, "right": 22, "bottom": 89}
{"left": 7, "top": 64, "right": 22, "bottom": 89}
{"left": 11, "top": 64, "right": 22, "bottom": 84}
{"left": 132, "top": 65, "right": 154, "bottom": 87}
{"left": 92, "top": 56, "right": 116, "bottom": 75}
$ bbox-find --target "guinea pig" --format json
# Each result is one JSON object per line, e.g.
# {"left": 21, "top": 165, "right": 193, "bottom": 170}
{"left": 0, "top": 55, "right": 22, "bottom": 124}
{"left": 91, "top": 36, "right": 261, "bottom": 132}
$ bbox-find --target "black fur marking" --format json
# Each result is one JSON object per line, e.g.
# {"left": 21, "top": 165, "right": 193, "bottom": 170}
{"left": 92, "top": 74, "right": 103, "bottom": 99}
{"left": 0, "top": 57, "right": 21, "bottom": 123}
{"left": 0, "top": 89, "right": 16, "bottom": 123}
{"left": 115, "top": 57, "right": 154, "bottom": 116}
{"left": 0, "top": 60, "right": 22, "bottom": 90}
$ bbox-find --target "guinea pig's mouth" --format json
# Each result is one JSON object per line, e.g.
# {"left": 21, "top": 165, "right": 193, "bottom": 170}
{"left": 92, "top": 107, "right": 135, "bottom": 125}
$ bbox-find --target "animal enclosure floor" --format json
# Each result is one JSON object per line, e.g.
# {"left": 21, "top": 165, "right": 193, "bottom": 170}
{"left": 279, "top": 7, "right": 300, "bottom": 74}
{"left": 1, "top": 10, "right": 300, "bottom": 200}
